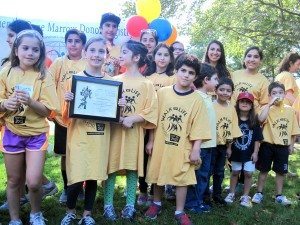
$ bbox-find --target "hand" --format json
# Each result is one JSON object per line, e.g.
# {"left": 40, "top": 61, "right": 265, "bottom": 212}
{"left": 226, "top": 148, "right": 232, "bottom": 158}
{"left": 145, "top": 141, "right": 154, "bottom": 155}
{"left": 189, "top": 150, "right": 201, "bottom": 166}
{"left": 15, "top": 90, "right": 31, "bottom": 106}
{"left": 64, "top": 91, "right": 74, "bottom": 102}
{"left": 269, "top": 96, "right": 282, "bottom": 106}
{"left": 251, "top": 152, "right": 258, "bottom": 163}
{"left": 118, "top": 94, "right": 126, "bottom": 107}
{"left": 122, "top": 116, "right": 134, "bottom": 128}
{"left": 3, "top": 96, "right": 20, "bottom": 111}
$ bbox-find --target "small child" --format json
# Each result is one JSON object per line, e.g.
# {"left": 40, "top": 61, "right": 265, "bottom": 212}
{"left": 252, "top": 81, "right": 300, "bottom": 205}
{"left": 145, "top": 55, "right": 211, "bottom": 225}
{"left": 225, "top": 92, "right": 263, "bottom": 207}
{"left": 185, "top": 63, "right": 219, "bottom": 213}
{"left": 207, "top": 77, "right": 242, "bottom": 205}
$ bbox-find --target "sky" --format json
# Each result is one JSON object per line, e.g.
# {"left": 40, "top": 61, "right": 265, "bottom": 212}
{"left": 0, "top": 0, "right": 126, "bottom": 23}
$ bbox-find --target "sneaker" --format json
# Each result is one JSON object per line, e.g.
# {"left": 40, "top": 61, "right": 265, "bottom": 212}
{"left": 137, "top": 193, "right": 148, "bottom": 206}
{"left": 213, "top": 196, "right": 227, "bottom": 205}
{"left": 59, "top": 190, "right": 68, "bottom": 204}
{"left": 225, "top": 193, "right": 235, "bottom": 204}
{"left": 0, "top": 196, "right": 29, "bottom": 211}
{"left": 240, "top": 195, "right": 252, "bottom": 208}
{"left": 29, "top": 212, "right": 47, "bottom": 225}
{"left": 209, "top": 185, "right": 213, "bottom": 194}
{"left": 174, "top": 212, "right": 193, "bottom": 225}
{"left": 103, "top": 205, "right": 117, "bottom": 221}
{"left": 9, "top": 220, "right": 23, "bottom": 225}
{"left": 61, "top": 212, "right": 77, "bottom": 225}
{"left": 252, "top": 192, "right": 263, "bottom": 204}
{"left": 78, "top": 215, "right": 95, "bottom": 225}
{"left": 186, "top": 203, "right": 211, "bottom": 213}
{"left": 275, "top": 195, "right": 292, "bottom": 206}
{"left": 145, "top": 203, "right": 162, "bottom": 220}
{"left": 42, "top": 181, "right": 58, "bottom": 199}
{"left": 165, "top": 185, "right": 176, "bottom": 200}
{"left": 121, "top": 205, "right": 136, "bottom": 221}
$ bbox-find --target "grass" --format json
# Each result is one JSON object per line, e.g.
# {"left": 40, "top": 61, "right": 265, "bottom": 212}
{"left": 0, "top": 138, "right": 299, "bottom": 225}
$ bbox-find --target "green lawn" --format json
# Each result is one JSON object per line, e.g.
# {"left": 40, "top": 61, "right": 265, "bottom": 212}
{"left": 0, "top": 140, "right": 299, "bottom": 225}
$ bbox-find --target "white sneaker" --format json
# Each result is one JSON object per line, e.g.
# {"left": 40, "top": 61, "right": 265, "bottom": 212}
{"left": 59, "top": 190, "right": 68, "bottom": 204}
{"left": 9, "top": 220, "right": 23, "bottom": 225}
{"left": 225, "top": 193, "right": 235, "bottom": 204}
{"left": 252, "top": 192, "right": 263, "bottom": 204}
{"left": 29, "top": 212, "right": 47, "bottom": 225}
{"left": 60, "top": 212, "right": 76, "bottom": 225}
{"left": 275, "top": 195, "right": 292, "bottom": 206}
{"left": 240, "top": 195, "right": 252, "bottom": 208}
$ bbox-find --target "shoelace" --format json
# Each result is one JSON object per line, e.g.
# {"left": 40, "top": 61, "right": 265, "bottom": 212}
{"left": 78, "top": 216, "right": 95, "bottom": 225}
{"left": 103, "top": 206, "right": 116, "bottom": 219}
{"left": 31, "top": 214, "right": 48, "bottom": 225}
{"left": 62, "top": 213, "right": 76, "bottom": 224}
{"left": 123, "top": 206, "right": 135, "bottom": 217}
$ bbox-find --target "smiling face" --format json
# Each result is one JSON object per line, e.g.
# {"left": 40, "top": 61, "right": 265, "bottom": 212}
{"left": 172, "top": 42, "right": 184, "bottom": 58}
{"left": 244, "top": 49, "right": 261, "bottom": 70}
{"left": 207, "top": 42, "right": 221, "bottom": 64}
{"left": 154, "top": 47, "right": 171, "bottom": 71}
{"left": 15, "top": 36, "right": 41, "bottom": 70}
{"left": 85, "top": 41, "right": 107, "bottom": 69}
{"left": 289, "top": 59, "right": 300, "bottom": 73}
{"left": 216, "top": 84, "right": 233, "bottom": 102}
{"left": 119, "top": 45, "right": 135, "bottom": 67}
{"left": 101, "top": 21, "right": 118, "bottom": 42}
{"left": 140, "top": 33, "right": 157, "bottom": 54}
{"left": 66, "top": 34, "right": 84, "bottom": 59}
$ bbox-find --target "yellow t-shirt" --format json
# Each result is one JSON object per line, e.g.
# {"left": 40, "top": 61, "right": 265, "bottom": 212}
{"left": 231, "top": 69, "right": 269, "bottom": 111}
{"left": 146, "top": 86, "right": 211, "bottom": 186}
{"left": 48, "top": 55, "right": 86, "bottom": 126}
{"left": 275, "top": 71, "right": 299, "bottom": 106}
{"left": 62, "top": 72, "right": 112, "bottom": 185}
{"left": 261, "top": 104, "right": 300, "bottom": 145}
{"left": 214, "top": 101, "right": 242, "bottom": 145}
{"left": 0, "top": 67, "right": 60, "bottom": 136}
{"left": 147, "top": 73, "right": 177, "bottom": 91}
{"left": 108, "top": 74, "right": 158, "bottom": 176}
{"left": 102, "top": 45, "right": 121, "bottom": 77}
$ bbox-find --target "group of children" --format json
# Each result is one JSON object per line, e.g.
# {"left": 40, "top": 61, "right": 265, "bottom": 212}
{"left": 0, "top": 16, "right": 300, "bottom": 225}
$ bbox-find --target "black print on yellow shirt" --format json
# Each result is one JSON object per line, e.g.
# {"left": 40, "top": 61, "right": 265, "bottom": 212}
{"left": 14, "top": 116, "right": 26, "bottom": 124}
{"left": 78, "top": 86, "right": 92, "bottom": 110}
{"left": 123, "top": 89, "right": 141, "bottom": 114}
{"left": 217, "top": 117, "right": 232, "bottom": 139}
{"left": 165, "top": 133, "right": 181, "bottom": 146}
{"left": 61, "top": 71, "right": 74, "bottom": 83}
{"left": 236, "top": 82, "right": 252, "bottom": 93}
{"left": 272, "top": 118, "right": 289, "bottom": 145}
{"left": 84, "top": 121, "right": 105, "bottom": 135}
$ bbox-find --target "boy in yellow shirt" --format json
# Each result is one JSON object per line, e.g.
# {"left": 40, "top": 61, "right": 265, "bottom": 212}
{"left": 145, "top": 55, "right": 211, "bottom": 225}
{"left": 252, "top": 82, "right": 300, "bottom": 205}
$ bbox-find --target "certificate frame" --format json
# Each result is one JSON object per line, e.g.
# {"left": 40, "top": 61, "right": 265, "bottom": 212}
{"left": 69, "top": 75, "right": 123, "bottom": 122}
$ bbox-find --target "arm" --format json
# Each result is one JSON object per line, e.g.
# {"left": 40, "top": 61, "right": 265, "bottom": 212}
{"left": 289, "top": 135, "right": 296, "bottom": 154}
{"left": 258, "top": 96, "right": 278, "bottom": 123}
{"left": 285, "top": 90, "right": 296, "bottom": 105}
{"left": 251, "top": 141, "right": 260, "bottom": 163}
{"left": 226, "top": 143, "right": 232, "bottom": 158}
{"left": 145, "top": 129, "right": 154, "bottom": 155}
{"left": 189, "top": 140, "right": 202, "bottom": 165}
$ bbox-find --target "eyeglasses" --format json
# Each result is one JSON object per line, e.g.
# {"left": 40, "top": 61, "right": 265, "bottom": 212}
{"left": 173, "top": 47, "right": 184, "bottom": 52}
{"left": 140, "top": 29, "right": 157, "bottom": 37}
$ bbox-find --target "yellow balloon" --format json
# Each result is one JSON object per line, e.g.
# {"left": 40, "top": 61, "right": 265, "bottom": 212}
{"left": 136, "top": 0, "right": 161, "bottom": 23}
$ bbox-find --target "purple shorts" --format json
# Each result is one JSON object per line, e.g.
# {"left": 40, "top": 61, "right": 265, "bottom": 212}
{"left": 1, "top": 127, "right": 48, "bottom": 154}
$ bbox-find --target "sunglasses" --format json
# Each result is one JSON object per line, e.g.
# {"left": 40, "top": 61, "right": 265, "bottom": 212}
{"left": 141, "top": 29, "right": 157, "bottom": 36}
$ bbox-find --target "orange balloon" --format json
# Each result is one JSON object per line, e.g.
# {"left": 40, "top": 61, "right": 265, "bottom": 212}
{"left": 165, "top": 26, "right": 177, "bottom": 46}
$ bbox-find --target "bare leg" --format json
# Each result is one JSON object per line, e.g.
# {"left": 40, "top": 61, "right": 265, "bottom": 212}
{"left": 243, "top": 172, "right": 253, "bottom": 196}
{"left": 229, "top": 171, "right": 239, "bottom": 194}
{"left": 175, "top": 186, "right": 187, "bottom": 211}
{"left": 257, "top": 172, "right": 268, "bottom": 193}
{"left": 26, "top": 150, "right": 46, "bottom": 213}
{"left": 275, "top": 173, "right": 284, "bottom": 195}
{"left": 4, "top": 153, "right": 25, "bottom": 220}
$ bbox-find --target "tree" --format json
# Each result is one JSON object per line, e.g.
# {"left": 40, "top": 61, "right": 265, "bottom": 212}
{"left": 191, "top": 0, "right": 300, "bottom": 77}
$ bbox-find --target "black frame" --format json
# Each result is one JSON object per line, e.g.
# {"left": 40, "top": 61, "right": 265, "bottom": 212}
{"left": 69, "top": 75, "right": 123, "bottom": 122}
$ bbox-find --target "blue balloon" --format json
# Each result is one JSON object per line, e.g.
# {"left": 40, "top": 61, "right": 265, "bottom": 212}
{"left": 149, "top": 18, "right": 172, "bottom": 42}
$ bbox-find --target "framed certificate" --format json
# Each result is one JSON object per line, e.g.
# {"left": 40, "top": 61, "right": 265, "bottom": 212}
{"left": 69, "top": 75, "right": 123, "bottom": 122}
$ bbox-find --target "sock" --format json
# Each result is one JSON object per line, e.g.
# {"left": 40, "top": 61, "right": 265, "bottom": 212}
{"left": 126, "top": 170, "right": 138, "bottom": 206}
{"left": 153, "top": 201, "right": 162, "bottom": 206}
{"left": 175, "top": 210, "right": 183, "bottom": 215}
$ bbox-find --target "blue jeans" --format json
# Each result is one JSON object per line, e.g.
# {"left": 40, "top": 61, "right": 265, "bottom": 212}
{"left": 185, "top": 148, "right": 213, "bottom": 208}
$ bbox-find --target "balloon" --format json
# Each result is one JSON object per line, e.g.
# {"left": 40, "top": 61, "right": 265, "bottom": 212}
{"left": 165, "top": 26, "right": 177, "bottom": 45}
{"left": 126, "top": 15, "right": 149, "bottom": 38}
{"left": 136, "top": 0, "right": 161, "bottom": 23}
{"left": 149, "top": 18, "right": 172, "bottom": 42}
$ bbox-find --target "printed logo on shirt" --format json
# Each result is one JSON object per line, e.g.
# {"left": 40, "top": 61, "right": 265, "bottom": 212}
{"left": 161, "top": 106, "right": 187, "bottom": 146}
{"left": 84, "top": 121, "right": 105, "bottom": 135}
{"left": 123, "top": 89, "right": 141, "bottom": 114}
{"left": 234, "top": 123, "right": 253, "bottom": 151}
{"left": 272, "top": 118, "right": 289, "bottom": 143}
{"left": 14, "top": 116, "right": 26, "bottom": 124}
{"left": 235, "top": 82, "right": 253, "bottom": 93}
{"left": 61, "top": 71, "right": 75, "bottom": 83}
{"left": 216, "top": 117, "right": 232, "bottom": 139}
